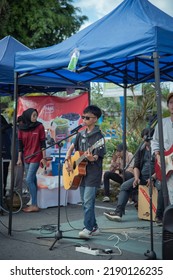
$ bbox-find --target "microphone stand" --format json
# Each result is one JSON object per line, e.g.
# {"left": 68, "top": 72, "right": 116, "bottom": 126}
{"left": 123, "top": 140, "right": 145, "bottom": 172}
{"left": 0, "top": 107, "right": 3, "bottom": 215}
{"left": 124, "top": 116, "right": 157, "bottom": 259}
{"left": 144, "top": 116, "right": 157, "bottom": 260}
{"left": 36, "top": 127, "right": 87, "bottom": 250}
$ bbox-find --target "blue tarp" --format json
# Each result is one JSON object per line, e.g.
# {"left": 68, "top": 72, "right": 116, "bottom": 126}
{"left": 0, "top": 36, "right": 30, "bottom": 95}
{"left": 0, "top": 36, "right": 88, "bottom": 96}
{"left": 0, "top": 36, "right": 30, "bottom": 76}
{"left": 15, "top": 0, "right": 173, "bottom": 86}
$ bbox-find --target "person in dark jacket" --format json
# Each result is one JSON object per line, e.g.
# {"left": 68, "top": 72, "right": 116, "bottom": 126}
{"left": 103, "top": 128, "right": 163, "bottom": 222}
{"left": 1, "top": 115, "right": 12, "bottom": 196}
{"left": 64, "top": 105, "right": 105, "bottom": 238}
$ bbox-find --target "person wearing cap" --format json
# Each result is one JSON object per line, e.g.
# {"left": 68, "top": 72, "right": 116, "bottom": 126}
{"left": 102, "top": 143, "right": 134, "bottom": 202}
{"left": 104, "top": 128, "right": 163, "bottom": 222}
{"left": 151, "top": 92, "right": 173, "bottom": 207}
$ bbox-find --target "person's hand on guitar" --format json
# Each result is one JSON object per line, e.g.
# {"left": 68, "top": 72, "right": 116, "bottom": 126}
{"left": 63, "top": 139, "right": 103, "bottom": 190}
{"left": 64, "top": 158, "right": 73, "bottom": 173}
{"left": 84, "top": 149, "right": 98, "bottom": 162}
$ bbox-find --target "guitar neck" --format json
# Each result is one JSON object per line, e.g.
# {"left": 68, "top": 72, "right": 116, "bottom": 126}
{"left": 76, "top": 146, "right": 94, "bottom": 166}
{"left": 76, "top": 153, "right": 86, "bottom": 166}
{"left": 75, "top": 138, "right": 104, "bottom": 167}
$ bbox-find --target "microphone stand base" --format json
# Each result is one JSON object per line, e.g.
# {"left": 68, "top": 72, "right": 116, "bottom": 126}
{"left": 37, "top": 230, "right": 88, "bottom": 251}
{"left": 144, "top": 250, "right": 157, "bottom": 260}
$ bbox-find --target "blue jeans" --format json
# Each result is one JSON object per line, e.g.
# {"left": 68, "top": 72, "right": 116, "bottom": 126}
{"left": 154, "top": 180, "right": 164, "bottom": 218}
{"left": 116, "top": 177, "right": 164, "bottom": 218}
{"left": 116, "top": 177, "right": 135, "bottom": 215}
{"left": 104, "top": 171, "right": 134, "bottom": 196}
{"left": 80, "top": 186, "right": 97, "bottom": 231}
{"left": 24, "top": 162, "right": 40, "bottom": 206}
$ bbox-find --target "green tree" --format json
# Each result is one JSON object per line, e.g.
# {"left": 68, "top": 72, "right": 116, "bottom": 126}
{"left": 126, "top": 82, "right": 169, "bottom": 133}
{"left": 0, "top": 0, "right": 88, "bottom": 48}
{"left": 0, "top": 0, "right": 10, "bottom": 33}
{"left": 91, "top": 83, "right": 121, "bottom": 118}
{"left": 90, "top": 82, "right": 170, "bottom": 156}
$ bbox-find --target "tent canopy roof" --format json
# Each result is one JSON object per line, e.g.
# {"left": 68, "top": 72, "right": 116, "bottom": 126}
{"left": 14, "top": 0, "right": 173, "bottom": 86}
{"left": 0, "top": 36, "right": 29, "bottom": 95}
{"left": 0, "top": 36, "right": 88, "bottom": 96}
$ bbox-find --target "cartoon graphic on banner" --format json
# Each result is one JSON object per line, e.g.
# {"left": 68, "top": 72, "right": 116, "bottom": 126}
{"left": 17, "top": 93, "right": 89, "bottom": 157}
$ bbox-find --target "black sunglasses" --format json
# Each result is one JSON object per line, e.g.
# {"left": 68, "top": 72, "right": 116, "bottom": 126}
{"left": 81, "top": 116, "right": 96, "bottom": 120}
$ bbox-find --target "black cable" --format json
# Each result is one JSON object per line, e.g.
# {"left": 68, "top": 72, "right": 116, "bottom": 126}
{"left": 0, "top": 190, "right": 23, "bottom": 214}
{"left": 0, "top": 219, "right": 41, "bottom": 232}
{"left": 64, "top": 191, "right": 82, "bottom": 231}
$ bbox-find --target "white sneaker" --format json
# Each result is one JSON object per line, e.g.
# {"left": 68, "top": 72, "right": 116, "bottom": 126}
{"left": 104, "top": 211, "right": 122, "bottom": 222}
{"left": 26, "top": 198, "right": 32, "bottom": 206}
{"left": 79, "top": 228, "right": 92, "bottom": 238}
{"left": 102, "top": 196, "right": 110, "bottom": 202}
{"left": 92, "top": 227, "right": 100, "bottom": 236}
{"left": 127, "top": 200, "right": 134, "bottom": 205}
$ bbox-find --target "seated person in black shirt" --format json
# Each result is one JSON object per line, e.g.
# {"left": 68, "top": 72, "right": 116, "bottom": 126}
{"left": 104, "top": 128, "right": 164, "bottom": 224}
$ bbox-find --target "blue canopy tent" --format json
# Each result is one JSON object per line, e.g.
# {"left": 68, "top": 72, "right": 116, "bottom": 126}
{"left": 14, "top": 0, "right": 173, "bottom": 85}
{"left": 0, "top": 35, "right": 30, "bottom": 212}
{"left": 11, "top": 0, "right": 173, "bottom": 248}
{"left": 14, "top": 0, "right": 173, "bottom": 208}
{"left": 0, "top": 36, "right": 89, "bottom": 226}
{"left": 0, "top": 36, "right": 89, "bottom": 96}
{"left": 0, "top": 36, "right": 30, "bottom": 96}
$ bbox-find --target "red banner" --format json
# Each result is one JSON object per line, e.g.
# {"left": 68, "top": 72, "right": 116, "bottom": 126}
{"left": 18, "top": 92, "right": 89, "bottom": 154}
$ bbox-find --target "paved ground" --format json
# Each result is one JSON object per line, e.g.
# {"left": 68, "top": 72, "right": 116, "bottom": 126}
{"left": 0, "top": 197, "right": 162, "bottom": 260}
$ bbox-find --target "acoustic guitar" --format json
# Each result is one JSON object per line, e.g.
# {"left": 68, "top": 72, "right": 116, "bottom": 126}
{"left": 63, "top": 138, "right": 104, "bottom": 190}
{"left": 155, "top": 145, "right": 173, "bottom": 181}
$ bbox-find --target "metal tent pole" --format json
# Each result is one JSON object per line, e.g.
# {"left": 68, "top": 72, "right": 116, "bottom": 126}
{"left": 153, "top": 51, "right": 169, "bottom": 208}
{"left": 8, "top": 72, "right": 18, "bottom": 235}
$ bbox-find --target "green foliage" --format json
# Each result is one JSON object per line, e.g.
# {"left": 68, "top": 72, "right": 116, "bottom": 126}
{"left": 104, "top": 128, "right": 142, "bottom": 157}
{"left": 91, "top": 82, "right": 121, "bottom": 118}
{"left": 0, "top": 0, "right": 88, "bottom": 48}
{"left": 0, "top": 96, "right": 14, "bottom": 122}
{"left": 0, "top": 0, "right": 10, "bottom": 30}
{"left": 91, "top": 82, "right": 170, "bottom": 159}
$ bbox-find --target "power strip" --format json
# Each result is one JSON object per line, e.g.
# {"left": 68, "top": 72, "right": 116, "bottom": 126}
{"left": 75, "top": 246, "right": 99, "bottom": 256}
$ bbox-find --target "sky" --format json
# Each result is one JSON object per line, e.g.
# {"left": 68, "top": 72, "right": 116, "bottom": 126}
{"left": 73, "top": 0, "right": 173, "bottom": 29}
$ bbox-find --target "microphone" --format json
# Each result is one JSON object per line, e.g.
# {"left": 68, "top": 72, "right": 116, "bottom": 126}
{"left": 70, "top": 124, "right": 84, "bottom": 134}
